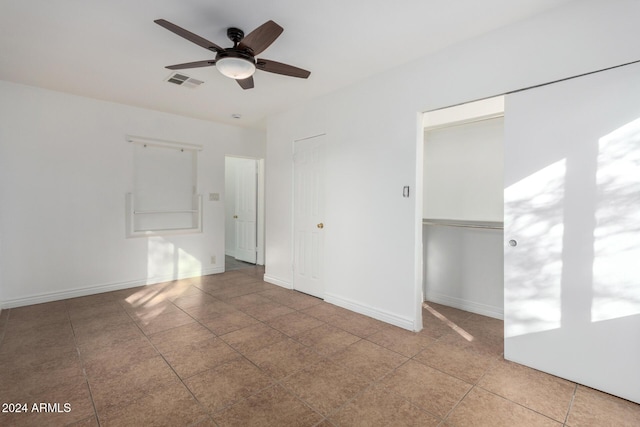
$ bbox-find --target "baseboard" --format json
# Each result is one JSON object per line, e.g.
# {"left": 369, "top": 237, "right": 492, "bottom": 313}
{"left": 424, "top": 291, "right": 503, "bottom": 320}
{"left": 144, "top": 266, "right": 223, "bottom": 286}
{"left": 263, "top": 274, "right": 292, "bottom": 289}
{"left": 1, "top": 278, "right": 146, "bottom": 309}
{"left": 0, "top": 267, "right": 225, "bottom": 309}
{"left": 324, "top": 292, "right": 416, "bottom": 331}
{"left": 205, "top": 266, "right": 225, "bottom": 276}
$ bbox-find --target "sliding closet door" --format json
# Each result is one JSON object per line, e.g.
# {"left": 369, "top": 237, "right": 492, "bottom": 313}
{"left": 504, "top": 61, "right": 640, "bottom": 403}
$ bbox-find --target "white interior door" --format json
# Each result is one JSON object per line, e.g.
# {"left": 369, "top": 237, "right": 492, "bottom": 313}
{"left": 293, "top": 135, "right": 325, "bottom": 298}
{"left": 504, "top": 61, "right": 640, "bottom": 404}
{"left": 234, "top": 158, "right": 257, "bottom": 264}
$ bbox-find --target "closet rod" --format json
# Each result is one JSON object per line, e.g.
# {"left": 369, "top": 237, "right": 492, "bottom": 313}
{"left": 422, "top": 219, "right": 503, "bottom": 230}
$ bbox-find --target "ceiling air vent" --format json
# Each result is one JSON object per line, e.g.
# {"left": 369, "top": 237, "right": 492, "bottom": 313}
{"left": 166, "top": 72, "right": 204, "bottom": 89}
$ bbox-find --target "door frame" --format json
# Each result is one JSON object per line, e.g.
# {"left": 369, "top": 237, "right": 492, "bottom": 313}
{"left": 224, "top": 155, "right": 265, "bottom": 265}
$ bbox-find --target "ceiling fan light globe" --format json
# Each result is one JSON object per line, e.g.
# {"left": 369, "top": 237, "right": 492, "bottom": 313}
{"left": 216, "top": 57, "right": 256, "bottom": 79}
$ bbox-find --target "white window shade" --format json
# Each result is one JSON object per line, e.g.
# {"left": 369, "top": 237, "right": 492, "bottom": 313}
{"left": 126, "top": 136, "right": 202, "bottom": 236}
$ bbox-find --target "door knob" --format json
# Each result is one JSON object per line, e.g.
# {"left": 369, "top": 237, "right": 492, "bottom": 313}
{"left": 508, "top": 239, "right": 517, "bottom": 247}
{"left": 317, "top": 223, "right": 324, "bottom": 229}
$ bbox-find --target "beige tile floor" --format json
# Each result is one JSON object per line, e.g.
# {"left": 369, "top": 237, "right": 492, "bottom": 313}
{"left": 1, "top": 265, "right": 639, "bottom": 426}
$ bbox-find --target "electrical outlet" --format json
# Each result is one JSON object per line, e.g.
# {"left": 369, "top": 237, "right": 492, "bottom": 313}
{"left": 211, "top": 255, "right": 216, "bottom": 264}
{"left": 209, "top": 193, "right": 220, "bottom": 201}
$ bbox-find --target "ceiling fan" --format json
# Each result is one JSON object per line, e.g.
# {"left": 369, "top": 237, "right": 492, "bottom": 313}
{"left": 154, "top": 19, "right": 310, "bottom": 89}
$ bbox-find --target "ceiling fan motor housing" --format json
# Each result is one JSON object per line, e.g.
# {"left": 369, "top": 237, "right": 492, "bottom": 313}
{"left": 227, "top": 27, "right": 245, "bottom": 46}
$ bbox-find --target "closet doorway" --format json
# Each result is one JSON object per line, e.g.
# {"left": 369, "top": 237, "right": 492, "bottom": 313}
{"left": 422, "top": 96, "right": 505, "bottom": 319}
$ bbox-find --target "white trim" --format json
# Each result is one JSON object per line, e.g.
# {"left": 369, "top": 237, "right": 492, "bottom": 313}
{"left": 414, "top": 112, "right": 426, "bottom": 333}
{"left": 126, "top": 135, "right": 203, "bottom": 151}
{"left": 424, "top": 291, "right": 504, "bottom": 320}
{"left": 256, "top": 158, "right": 265, "bottom": 266}
{"left": 293, "top": 133, "right": 327, "bottom": 142}
{"left": 0, "top": 267, "right": 224, "bottom": 309}
{"left": 1, "top": 278, "right": 145, "bottom": 309}
{"left": 263, "top": 275, "right": 292, "bottom": 289}
{"left": 423, "top": 112, "right": 504, "bottom": 132}
{"left": 324, "top": 292, "right": 416, "bottom": 331}
{"left": 423, "top": 95, "right": 505, "bottom": 129}
{"left": 143, "top": 266, "right": 223, "bottom": 286}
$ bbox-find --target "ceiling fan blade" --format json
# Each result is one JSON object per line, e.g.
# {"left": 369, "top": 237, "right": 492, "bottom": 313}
{"left": 154, "top": 19, "right": 223, "bottom": 53}
{"left": 238, "top": 20, "right": 283, "bottom": 55}
{"left": 256, "top": 59, "right": 310, "bottom": 79}
{"left": 166, "top": 60, "right": 216, "bottom": 70}
{"left": 236, "top": 76, "right": 255, "bottom": 90}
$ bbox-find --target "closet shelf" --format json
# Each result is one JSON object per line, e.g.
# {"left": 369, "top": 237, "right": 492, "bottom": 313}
{"left": 423, "top": 218, "right": 503, "bottom": 230}
{"left": 125, "top": 193, "right": 203, "bottom": 237}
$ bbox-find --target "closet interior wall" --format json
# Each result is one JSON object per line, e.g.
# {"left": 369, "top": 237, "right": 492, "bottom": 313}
{"left": 422, "top": 102, "right": 504, "bottom": 319}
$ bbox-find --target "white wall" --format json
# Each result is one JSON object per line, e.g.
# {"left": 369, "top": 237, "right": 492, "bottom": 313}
{"left": 423, "top": 225, "right": 504, "bottom": 319}
{"left": 265, "top": 0, "right": 640, "bottom": 332}
{"left": 0, "top": 81, "right": 265, "bottom": 308}
{"left": 423, "top": 117, "right": 504, "bottom": 222}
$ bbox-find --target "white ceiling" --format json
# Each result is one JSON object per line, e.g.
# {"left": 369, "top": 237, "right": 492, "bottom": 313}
{"left": 0, "top": 0, "right": 575, "bottom": 129}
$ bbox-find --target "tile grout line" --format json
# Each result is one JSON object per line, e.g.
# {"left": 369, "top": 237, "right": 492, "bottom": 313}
{"left": 178, "top": 308, "right": 325, "bottom": 422}
{"left": 311, "top": 332, "right": 462, "bottom": 424}
{"left": 180, "top": 277, "right": 372, "bottom": 424}
{"left": 320, "top": 307, "right": 501, "bottom": 424}
{"left": 471, "top": 354, "right": 579, "bottom": 425}
{"left": 7, "top": 273, "right": 640, "bottom": 426}
{"left": 452, "top": 318, "right": 574, "bottom": 420}
{"left": 174, "top": 282, "right": 573, "bottom": 426}
{"left": 119, "top": 298, "right": 222, "bottom": 427}
{"left": 173, "top": 280, "right": 329, "bottom": 425}
{"left": 323, "top": 359, "right": 446, "bottom": 424}
{"left": 0, "top": 308, "right": 10, "bottom": 349}
{"left": 128, "top": 275, "right": 321, "bottom": 424}
{"left": 178, "top": 305, "right": 283, "bottom": 420}
{"left": 563, "top": 383, "right": 579, "bottom": 426}
{"left": 441, "top": 383, "right": 477, "bottom": 425}
{"left": 388, "top": 344, "right": 467, "bottom": 422}
{"left": 19, "top": 274, "right": 474, "bottom": 425}
{"left": 65, "top": 301, "right": 102, "bottom": 427}
{"left": 474, "top": 384, "right": 568, "bottom": 424}
{"left": 411, "top": 329, "right": 504, "bottom": 422}
{"left": 197, "top": 286, "right": 464, "bottom": 423}
{"left": 209, "top": 302, "right": 333, "bottom": 418}
{"left": 5, "top": 281, "right": 467, "bottom": 425}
